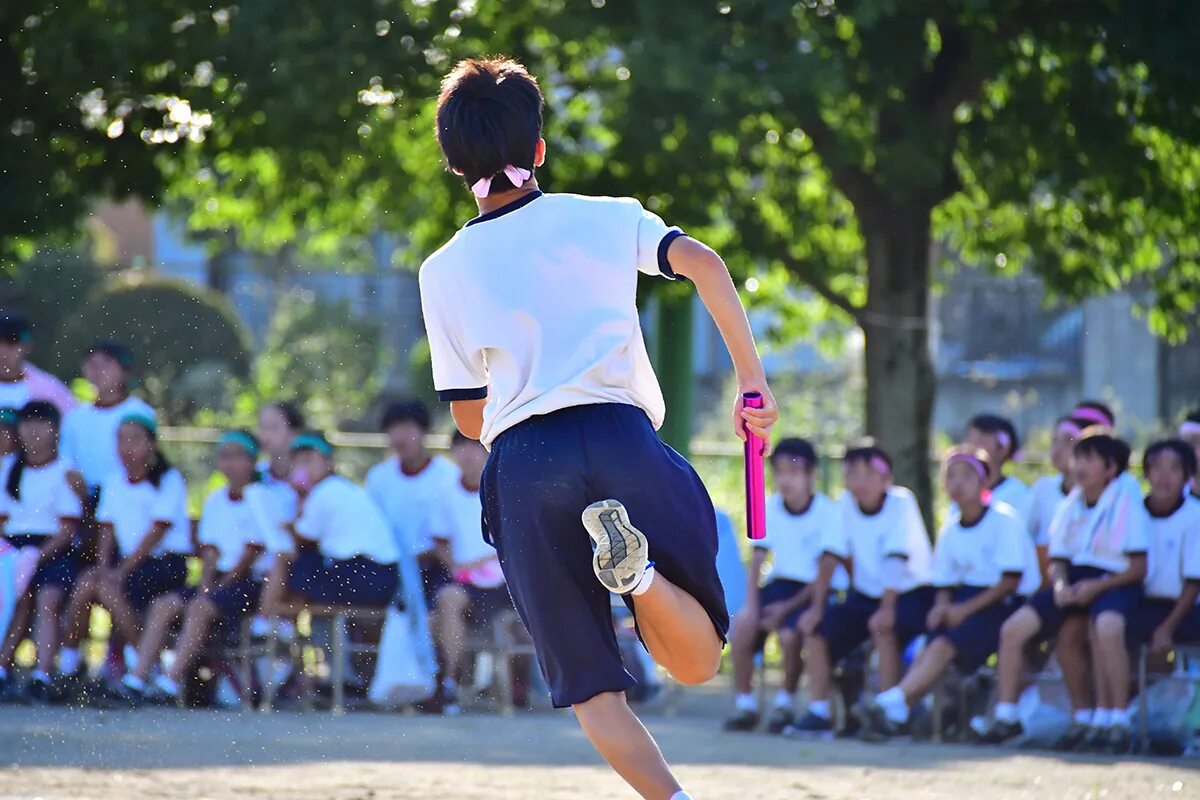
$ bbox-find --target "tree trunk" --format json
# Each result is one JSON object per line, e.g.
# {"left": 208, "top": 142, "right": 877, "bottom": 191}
{"left": 653, "top": 291, "right": 695, "bottom": 459}
{"left": 860, "top": 202, "right": 936, "bottom": 531}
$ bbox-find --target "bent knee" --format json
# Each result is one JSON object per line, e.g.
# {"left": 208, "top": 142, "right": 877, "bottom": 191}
{"left": 1000, "top": 611, "right": 1037, "bottom": 644}
{"left": 1094, "top": 611, "right": 1126, "bottom": 640}
{"left": 671, "top": 651, "right": 721, "bottom": 686}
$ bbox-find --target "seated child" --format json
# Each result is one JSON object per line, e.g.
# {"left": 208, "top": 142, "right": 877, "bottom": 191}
{"left": 724, "top": 437, "right": 839, "bottom": 735}
{"left": 794, "top": 443, "right": 934, "bottom": 737}
{"left": 975, "top": 428, "right": 1147, "bottom": 751}
{"left": 857, "top": 447, "right": 1039, "bottom": 740}
{"left": 963, "top": 413, "right": 1030, "bottom": 521}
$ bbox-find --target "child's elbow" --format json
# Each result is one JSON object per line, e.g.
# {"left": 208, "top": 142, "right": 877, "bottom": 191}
{"left": 667, "top": 236, "right": 725, "bottom": 282}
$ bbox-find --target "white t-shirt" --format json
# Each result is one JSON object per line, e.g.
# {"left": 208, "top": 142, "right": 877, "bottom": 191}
{"left": 1144, "top": 497, "right": 1200, "bottom": 600}
{"left": 931, "top": 504, "right": 1041, "bottom": 597}
{"left": 294, "top": 475, "right": 399, "bottom": 564}
{"left": 825, "top": 486, "right": 932, "bottom": 598}
{"left": 990, "top": 476, "right": 1031, "bottom": 522}
{"left": 0, "top": 459, "right": 82, "bottom": 535}
{"left": 256, "top": 462, "right": 299, "bottom": 522}
{"left": 420, "top": 192, "right": 684, "bottom": 449}
{"left": 0, "top": 379, "right": 30, "bottom": 409}
{"left": 61, "top": 396, "right": 157, "bottom": 488}
{"left": 365, "top": 455, "right": 459, "bottom": 556}
{"left": 197, "top": 483, "right": 287, "bottom": 574}
{"left": 429, "top": 478, "right": 504, "bottom": 589}
{"left": 97, "top": 469, "right": 191, "bottom": 557}
{"left": 756, "top": 493, "right": 838, "bottom": 585}
{"left": 1049, "top": 475, "right": 1149, "bottom": 573}
{"left": 1028, "top": 474, "right": 1070, "bottom": 547}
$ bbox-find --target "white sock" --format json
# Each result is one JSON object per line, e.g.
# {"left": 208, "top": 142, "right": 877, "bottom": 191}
{"left": 154, "top": 674, "right": 180, "bottom": 697}
{"left": 877, "top": 686, "right": 910, "bottom": 724}
{"left": 808, "top": 699, "right": 831, "bottom": 720}
{"left": 1109, "top": 708, "right": 1130, "bottom": 729}
{"left": 1073, "top": 708, "right": 1095, "bottom": 726}
{"left": 630, "top": 564, "right": 656, "bottom": 596}
{"left": 32, "top": 669, "right": 51, "bottom": 684}
{"left": 670, "top": 793, "right": 692, "bottom": 800}
{"left": 994, "top": 702, "right": 1020, "bottom": 724}
{"left": 122, "top": 674, "right": 145, "bottom": 691}
{"left": 123, "top": 644, "right": 139, "bottom": 672}
{"left": 59, "top": 648, "right": 80, "bottom": 675}
{"left": 1091, "top": 708, "right": 1112, "bottom": 728}
{"left": 0, "top": 667, "right": 7, "bottom": 680}
{"left": 250, "top": 616, "right": 271, "bottom": 637}
{"left": 773, "top": 689, "right": 794, "bottom": 710}
{"left": 735, "top": 692, "right": 758, "bottom": 712}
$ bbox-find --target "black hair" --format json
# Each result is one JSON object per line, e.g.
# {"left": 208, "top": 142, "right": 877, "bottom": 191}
{"left": 5, "top": 401, "right": 62, "bottom": 501}
{"left": 0, "top": 310, "right": 31, "bottom": 344}
{"left": 843, "top": 440, "right": 893, "bottom": 472}
{"left": 1143, "top": 438, "right": 1198, "bottom": 480}
{"left": 967, "top": 413, "right": 1020, "bottom": 458}
{"left": 436, "top": 58, "right": 544, "bottom": 195}
{"left": 268, "top": 401, "right": 306, "bottom": 432}
{"left": 1074, "top": 400, "right": 1116, "bottom": 428}
{"left": 382, "top": 399, "right": 431, "bottom": 433}
{"left": 87, "top": 340, "right": 133, "bottom": 370}
{"left": 1187, "top": 408, "right": 1200, "bottom": 425}
{"left": 770, "top": 437, "right": 817, "bottom": 469}
{"left": 120, "top": 418, "right": 171, "bottom": 488}
{"left": 1074, "top": 429, "right": 1131, "bottom": 476}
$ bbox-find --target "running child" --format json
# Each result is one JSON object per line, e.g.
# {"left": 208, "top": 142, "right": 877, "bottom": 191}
{"left": 856, "top": 447, "right": 1040, "bottom": 740}
{"left": 724, "top": 437, "right": 839, "bottom": 735}
{"left": 0, "top": 402, "right": 83, "bottom": 702}
{"left": 963, "top": 413, "right": 1030, "bottom": 520}
{"left": 57, "top": 414, "right": 191, "bottom": 688}
{"left": 426, "top": 431, "right": 514, "bottom": 715}
{"left": 975, "top": 428, "right": 1147, "bottom": 750}
{"left": 254, "top": 432, "right": 399, "bottom": 626}
{"left": 365, "top": 400, "right": 459, "bottom": 608}
{"left": 116, "top": 430, "right": 286, "bottom": 704}
{"left": 420, "top": 58, "right": 777, "bottom": 800}
{"left": 794, "top": 444, "right": 933, "bottom": 737}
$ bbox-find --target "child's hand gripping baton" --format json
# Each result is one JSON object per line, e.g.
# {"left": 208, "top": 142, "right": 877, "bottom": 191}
{"left": 742, "top": 392, "right": 767, "bottom": 541}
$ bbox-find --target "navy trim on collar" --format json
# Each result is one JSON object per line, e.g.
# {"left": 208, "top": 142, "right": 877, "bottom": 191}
{"left": 464, "top": 190, "right": 544, "bottom": 228}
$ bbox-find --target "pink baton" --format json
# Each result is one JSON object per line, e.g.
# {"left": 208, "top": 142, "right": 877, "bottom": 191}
{"left": 742, "top": 392, "right": 767, "bottom": 540}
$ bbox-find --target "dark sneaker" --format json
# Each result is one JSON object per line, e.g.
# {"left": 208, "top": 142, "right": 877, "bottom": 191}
{"left": 784, "top": 711, "right": 834, "bottom": 739}
{"left": 972, "top": 718, "right": 1024, "bottom": 744}
{"left": 1051, "top": 722, "right": 1094, "bottom": 752}
{"left": 857, "top": 701, "right": 909, "bottom": 743}
{"left": 27, "top": 677, "right": 55, "bottom": 705}
{"left": 0, "top": 674, "right": 28, "bottom": 705}
{"left": 98, "top": 680, "right": 144, "bottom": 709}
{"left": 723, "top": 708, "right": 761, "bottom": 732}
{"left": 766, "top": 707, "right": 795, "bottom": 735}
{"left": 1102, "top": 725, "right": 1134, "bottom": 756}
{"left": 582, "top": 500, "right": 650, "bottom": 595}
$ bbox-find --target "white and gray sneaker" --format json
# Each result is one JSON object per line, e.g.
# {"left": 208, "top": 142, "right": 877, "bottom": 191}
{"left": 581, "top": 499, "right": 650, "bottom": 595}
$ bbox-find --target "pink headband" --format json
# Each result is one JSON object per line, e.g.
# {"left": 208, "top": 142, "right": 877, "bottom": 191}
{"left": 947, "top": 452, "right": 988, "bottom": 482}
{"left": 1180, "top": 421, "right": 1200, "bottom": 438}
{"left": 1057, "top": 419, "right": 1083, "bottom": 437}
{"left": 869, "top": 455, "right": 890, "bottom": 475}
{"left": 471, "top": 165, "right": 532, "bottom": 199}
{"left": 1072, "top": 407, "right": 1112, "bottom": 427}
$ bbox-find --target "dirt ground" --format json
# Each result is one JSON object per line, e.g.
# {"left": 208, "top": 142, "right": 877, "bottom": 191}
{"left": 1, "top": 685, "right": 1196, "bottom": 800}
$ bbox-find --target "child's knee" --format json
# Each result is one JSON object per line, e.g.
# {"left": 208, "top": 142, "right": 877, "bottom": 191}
{"left": 672, "top": 648, "right": 721, "bottom": 685}
{"left": 1000, "top": 610, "right": 1036, "bottom": 646}
{"left": 1094, "top": 611, "right": 1126, "bottom": 644}
{"left": 778, "top": 628, "right": 798, "bottom": 650}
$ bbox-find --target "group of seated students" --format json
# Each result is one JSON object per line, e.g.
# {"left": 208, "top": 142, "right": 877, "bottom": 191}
{"left": 0, "top": 311, "right": 514, "bottom": 710}
{"left": 727, "top": 400, "right": 1200, "bottom": 755}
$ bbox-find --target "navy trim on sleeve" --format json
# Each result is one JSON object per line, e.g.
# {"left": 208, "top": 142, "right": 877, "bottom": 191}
{"left": 657, "top": 229, "right": 688, "bottom": 280}
{"left": 437, "top": 387, "right": 488, "bottom": 402}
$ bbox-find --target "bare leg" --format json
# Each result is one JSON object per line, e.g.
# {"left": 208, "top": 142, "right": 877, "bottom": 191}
{"left": 802, "top": 634, "right": 833, "bottom": 702}
{"left": 898, "top": 637, "right": 957, "bottom": 705}
{"left": 0, "top": 597, "right": 31, "bottom": 669}
{"left": 574, "top": 690, "right": 683, "bottom": 800}
{"left": 96, "top": 577, "right": 142, "bottom": 645}
{"left": 874, "top": 630, "right": 902, "bottom": 691}
{"left": 631, "top": 573, "right": 721, "bottom": 685}
{"left": 728, "top": 610, "right": 759, "bottom": 695}
{"left": 166, "top": 597, "right": 220, "bottom": 684}
{"left": 33, "top": 587, "right": 64, "bottom": 675}
{"left": 996, "top": 607, "right": 1040, "bottom": 704}
{"left": 256, "top": 556, "right": 291, "bottom": 619}
{"left": 132, "top": 594, "right": 185, "bottom": 682}
{"left": 779, "top": 628, "right": 803, "bottom": 695}
{"left": 1094, "top": 611, "right": 1129, "bottom": 710}
{"left": 1056, "top": 615, "right": 1092, "bottom": 713}
{"left": 432, "top": 585, "right": 470, "bottom": 682}
{"left": 61, "top": 568, "right": 102, "bottom": 650}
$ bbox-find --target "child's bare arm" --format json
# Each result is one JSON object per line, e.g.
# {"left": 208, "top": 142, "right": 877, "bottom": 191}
{"left": 665, "top": 236, "right": 778, "bottom": 446}
{"left": 450, "top": 398, "right": 487, "bottom": 440}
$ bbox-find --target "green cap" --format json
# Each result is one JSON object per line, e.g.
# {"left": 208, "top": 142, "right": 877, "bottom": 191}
{"left": 290, "top": 431, "right": 333, "bottom": 457}
{"left": 119, "top": 412, "right": 158, "bottom": 436}
{"left": 217, "top": 430, "right": 260, "bottom": 458}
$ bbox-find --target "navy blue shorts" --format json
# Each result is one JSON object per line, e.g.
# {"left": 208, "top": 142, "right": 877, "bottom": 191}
{"left": 818, "top": 586, "right": 935, "bottom": 665}
{"left": 751, "top": 579, "right": 807, "bottom": 651}
{"left": 1027, "top": 565, "right": 1143, "bottom": 637}
{"left": 481, "top": 402, "right": 729, "bottom": 709}
{"left": 5, "top": 533, "right": 79, "bottom": 591}
{"left": 125, "top": 554, "right": 189, "bottom": 612}
{"left": 420, "top": 558, "right": 453, "bottom": 609}
{"left": 287, "top": 548, "right": 399, "bottom": 607}
{"left": 184, "top": 575, "right": 262, "bottom": 626}
{"left": 933, "top": 586, "right": 1024, "bottom": 674}
{"left": 464, "top": 584, "right": 514, "bottom": 628}
{"left": 1125, "top": 598, "right": 1200, "bottom": 645}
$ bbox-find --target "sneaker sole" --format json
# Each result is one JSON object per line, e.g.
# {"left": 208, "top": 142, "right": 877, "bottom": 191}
{"left": 582, "top": 500, "right": 649, "bottom": 595}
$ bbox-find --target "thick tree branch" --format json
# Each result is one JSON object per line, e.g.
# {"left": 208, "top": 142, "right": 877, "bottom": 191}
{"left": 799, "top": 114, "right": 880, "bottom": 211}
{"left": 780, "top": 252, "right": 864, "bottom": 323}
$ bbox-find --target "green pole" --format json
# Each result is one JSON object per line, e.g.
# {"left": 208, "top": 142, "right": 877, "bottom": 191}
{"left": 653, "top": 291, "right": 695, "bottom": 459}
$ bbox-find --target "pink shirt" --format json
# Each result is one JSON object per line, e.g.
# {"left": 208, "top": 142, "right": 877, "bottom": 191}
{"left": 24, "top": 363, "right": 77, "bottom": 414}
